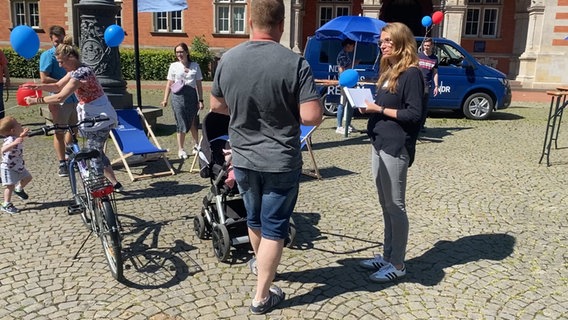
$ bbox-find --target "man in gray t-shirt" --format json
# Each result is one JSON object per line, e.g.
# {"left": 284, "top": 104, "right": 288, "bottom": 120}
{"left": 210, "top": 0, "right": 322, "bottom": 314}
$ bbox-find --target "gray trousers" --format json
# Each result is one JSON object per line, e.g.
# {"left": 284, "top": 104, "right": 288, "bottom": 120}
{"left": 371, "top": 147, "right": 409, "bottom": 266}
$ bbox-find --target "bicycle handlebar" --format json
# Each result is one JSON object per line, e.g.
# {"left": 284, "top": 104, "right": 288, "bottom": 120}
{"left": 27, "top": 116, "right": 111, "bottom": 137}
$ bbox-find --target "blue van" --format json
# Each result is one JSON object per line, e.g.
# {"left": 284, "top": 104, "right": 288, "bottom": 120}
{"left": 304, "top": 36, "right": 512, "bottom": 120}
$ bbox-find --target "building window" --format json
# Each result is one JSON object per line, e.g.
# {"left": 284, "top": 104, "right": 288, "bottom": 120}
{"left": 464, "top": 0, "right": 501, "bottom": 38}
{"left": 318, "top": 1, "right": 351, "bottom": 27}
{"left": 11, "top": 0, "right": 40, "bottom": 28}
{"left": 214, "top": 0, "right": 247, "bottom": 34}
{"left": 115, "top": 0, "right": 123, "bottom": 26}
{"left": 154, "top": 11, "right": 183, "bottom": 32}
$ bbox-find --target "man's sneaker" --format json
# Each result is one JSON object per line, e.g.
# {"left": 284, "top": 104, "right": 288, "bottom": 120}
{"left": 1, "top": 202, "right": 19, "bottom": 214}
{"left": 192, "top": 145, "right": 199, "bottom": 155}
{"left": 58, "top": 165, "right": 69, "bottom": 177}
{"left": 248, "top": 257, "right": 258, "bottom": 276}
{"left": 250, "top": 286, "right": 285, "bottom": 315}
{"left": 335, "top": 126, "right": 345, "bottom": 134}
{"left": 348, "top": 125, "right": 357, "bottom": 133}
{"left": 369, "top": 263, "right": 406, "bottom": 283}
{"left": 178, "top": 150, "right": 188, "bottom": 159}
{"left": 14, "top": 188, "right": 29, "bottom": 200}
{"left": 359, "top": 254, "right": 389, "bottom": 270}
{"left": 113, "top": 182, "right": 124, "bottom": 192}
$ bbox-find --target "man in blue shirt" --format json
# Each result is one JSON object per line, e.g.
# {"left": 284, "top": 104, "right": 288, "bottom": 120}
{"left": 39, "top": 25, "right": 79, "bottom": 177}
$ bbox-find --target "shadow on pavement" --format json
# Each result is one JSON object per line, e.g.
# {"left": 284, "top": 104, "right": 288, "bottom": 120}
{"left": 300, "top": 166, "right": 357, "bottom": 182}
{"left": 119, "top": 214, "right": 203, "bottom": 289}
{"left": 418, "top": 126, "right": 472, "bottom": 142}
{"left": 113, "top": 180, "right": 206, "bottom": 201}
{"left": 290, "top": 211, "right": 382, "bottom": 254}
{"left": 310, "top": 134, "right": 369, "bottom": 151}
{"left": 489, "top": 112, "right": 524, "bottom": 121}
{"left": 21, "top": 199, "right": 74, "bottom": 212}
{"left": 279, "top": 233, "right": 515, "bottom": 308}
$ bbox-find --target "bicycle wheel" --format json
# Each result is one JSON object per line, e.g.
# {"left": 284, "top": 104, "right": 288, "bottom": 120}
{"left": 96, "top": 198, "right": 124, "bottom": 282}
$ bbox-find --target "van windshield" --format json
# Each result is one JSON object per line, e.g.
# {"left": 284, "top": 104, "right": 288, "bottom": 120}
{"left": 317, "top": 39, "right": 380, "bottom": 66}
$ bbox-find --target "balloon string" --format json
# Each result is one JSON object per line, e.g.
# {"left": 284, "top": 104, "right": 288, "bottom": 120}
{"left": 28, "top": 68, "right": 41, "bottom": 99}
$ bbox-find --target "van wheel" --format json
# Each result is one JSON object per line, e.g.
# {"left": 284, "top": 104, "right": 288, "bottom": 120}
{"left": 323, "top": 103, "right": 338, "bottom": 116}
{"left": 462, "top": 92, "right": 494, "bottom": 120}
{"left": 320, "top": 93, "right": 337, "bottom": 116}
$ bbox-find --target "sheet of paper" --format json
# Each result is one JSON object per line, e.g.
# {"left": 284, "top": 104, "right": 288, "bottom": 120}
{"left": 343, "top": 87, "right": 374, "bottom": 109}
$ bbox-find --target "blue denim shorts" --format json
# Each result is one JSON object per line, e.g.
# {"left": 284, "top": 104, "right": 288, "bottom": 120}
{"left": 233, "top": 167, "right": 301, "bottom": 240}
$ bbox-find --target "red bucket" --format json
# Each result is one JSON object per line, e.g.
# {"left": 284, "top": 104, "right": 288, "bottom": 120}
{"left": 16, "top": 83, "right": 42, "bottom": 106}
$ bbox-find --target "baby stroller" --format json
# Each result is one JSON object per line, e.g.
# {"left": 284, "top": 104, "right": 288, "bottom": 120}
{"left": 193, "top": 112, "right": 296, "bottom": 262}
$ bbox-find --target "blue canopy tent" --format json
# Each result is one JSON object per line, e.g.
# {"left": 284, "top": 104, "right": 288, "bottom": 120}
{"left": 316, "top": 15, "right": 386, "bottom": 69}
{"left": 132, "top": 0, "right": 188, "bottom": 107}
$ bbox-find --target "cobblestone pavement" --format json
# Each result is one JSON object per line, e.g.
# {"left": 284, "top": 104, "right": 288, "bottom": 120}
{"left": 0, "top": 93, "right": 567, "bottom": 319}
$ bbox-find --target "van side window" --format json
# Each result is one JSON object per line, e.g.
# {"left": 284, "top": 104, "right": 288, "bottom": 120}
{"left": 437, "top": 43, "right": 464, "bottom": 67}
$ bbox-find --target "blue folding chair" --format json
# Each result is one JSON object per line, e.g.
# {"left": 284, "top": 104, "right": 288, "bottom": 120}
{"left": 300, "top": 124, "right": 321, "bottom": 179}
{"left": 109, "top": 108, "right": 175, "bottom": 181}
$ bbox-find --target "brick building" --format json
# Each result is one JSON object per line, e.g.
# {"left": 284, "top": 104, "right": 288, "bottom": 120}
{"left": 0, "top": 0, "right": 566, "bottom": 88}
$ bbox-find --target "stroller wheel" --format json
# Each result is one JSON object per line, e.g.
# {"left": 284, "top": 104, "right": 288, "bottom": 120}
{"left": 285, "top": 219, "right": 297, "bottom": 248}
{"left": 194, "top": 214, "right": 207, "bottom": 239}
{"left": 212, "top": 224, "right": 231, "bottom": 262}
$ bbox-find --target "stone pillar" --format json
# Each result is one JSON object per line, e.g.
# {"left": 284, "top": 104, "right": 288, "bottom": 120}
{"left": 509, "top": 3, "right": 530, "bottom": 80}
{"left": 281, "top": 0, "right": 292, "bottom": 48}
{"left": 291, "top": 0, "right": 303, "bottom": 53}
{"left": 516, "top": 2, "right": 545, "bottom": 87}
{"left": 75, "top": 0, "right": 132, "bottom": 108}
{"left": 442, "top": 0, "right": 466, "bottom": 43}
{"left": 361, "top": 0, "right": 381, "bottom": 19}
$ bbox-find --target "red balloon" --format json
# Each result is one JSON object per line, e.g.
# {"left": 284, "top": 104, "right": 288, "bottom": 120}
{"left": 432, "top": 11, "right": 444, "bottom": 25}
{"left": 16, "top": 83, "right": 42, "bottom": 106}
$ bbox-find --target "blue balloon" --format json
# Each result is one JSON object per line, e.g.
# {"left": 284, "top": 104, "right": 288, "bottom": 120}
{"left": 421, "top": 16, "right": 433, "bottom": 28}
{"left": 10, "top": 25, "right": 40, "bottom": 59}
{"left": 339, "top": 69, "right": 359, "bottom": 88}
{"left": 104, "top": 24, "right": 125, "bottom": 47}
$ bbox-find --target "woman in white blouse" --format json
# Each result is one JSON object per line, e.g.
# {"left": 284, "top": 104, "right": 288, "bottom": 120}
{"left": 161, "top": 42, "right": 204, "bottom": 159}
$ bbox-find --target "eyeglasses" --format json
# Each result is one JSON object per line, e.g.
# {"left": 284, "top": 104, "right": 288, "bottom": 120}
{"left": 379, "top": 39, "right": 393, "bottom": 46}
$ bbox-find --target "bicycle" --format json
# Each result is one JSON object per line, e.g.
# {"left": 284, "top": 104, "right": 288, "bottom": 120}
{"left": 28, "top": 116, "right": 124, "bottom": 282}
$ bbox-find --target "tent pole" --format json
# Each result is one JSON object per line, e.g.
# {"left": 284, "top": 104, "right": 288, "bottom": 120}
{"left": 133, "top": 0, "right": 142, "bottom": 107}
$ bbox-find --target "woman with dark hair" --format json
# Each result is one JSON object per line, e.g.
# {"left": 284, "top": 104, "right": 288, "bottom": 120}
{"left": 161, "top": 42, "right": 204, "bottom": 159}
{"left": 359, "top": 22, "right": 425, "bottom": 283}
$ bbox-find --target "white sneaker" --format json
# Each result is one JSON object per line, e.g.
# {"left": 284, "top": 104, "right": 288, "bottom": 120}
{"left": 359, "top": 254, "right": 389, "bottom": 270}
{"left": 369, "top": 263, "right": 406, "bottom": 283}
{"left": 335, "top": 127, "right": 345, "bottom": 134}
{"left": 178, "top": 150, "right": 188, "bottom": 159}
{"left": 192, "top": 145, "right": 199, "bottom": 155}
{"left": 348, "top": 125, "right": 357, "bottom": 133}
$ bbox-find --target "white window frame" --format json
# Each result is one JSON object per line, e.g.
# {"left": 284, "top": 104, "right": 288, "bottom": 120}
{"left": 153, "top": 11, "right": 183, "bottom": 33}
{"left": 214, "top": 0, "right": 247, "bottom": 35}
{"left": 464, "top": 0, "right": 501, "bottom": 38}
{"left": 11, "top": 0, "right": 40, "bottom": 28}
{"left": 318, "top": 2, "right": 351, "bottom": 28}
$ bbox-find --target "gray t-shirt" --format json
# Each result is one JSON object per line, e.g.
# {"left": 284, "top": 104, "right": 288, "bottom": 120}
{"left": 211, "top": 41, "right": 319, "bottom": 172}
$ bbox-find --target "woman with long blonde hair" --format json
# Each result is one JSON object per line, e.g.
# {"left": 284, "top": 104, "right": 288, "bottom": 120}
{"left": 360, "top": 22, "right": 425, "bottom": 283}
{"left": 25, "top": 36, "right": 123, "bottom": 191}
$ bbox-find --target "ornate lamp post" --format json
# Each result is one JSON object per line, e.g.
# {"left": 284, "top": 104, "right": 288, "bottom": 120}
{"left": 75, "top": 0, "right": 132, "bottom": 109}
